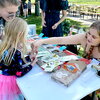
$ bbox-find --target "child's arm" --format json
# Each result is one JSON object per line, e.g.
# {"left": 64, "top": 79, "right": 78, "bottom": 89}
{"left": 13, "top": 50, "right": 37, "bottom": 77}
{"left": 0, "top": 58, "right": 35, "bottom": 77}
{"left": 15, "top": 63, "right": 33, "bottom": 77}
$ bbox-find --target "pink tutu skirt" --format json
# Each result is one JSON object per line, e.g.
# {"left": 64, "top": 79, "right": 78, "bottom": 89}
{"left": 0, "top": 74, "right": 24, "bottom": 100}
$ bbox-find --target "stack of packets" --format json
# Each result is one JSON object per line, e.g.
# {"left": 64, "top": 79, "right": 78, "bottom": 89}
{"left": 37, "top": 44, "right": 79, "bottom": 72}
{"left": 51, "top": 60, "right": 87, "bottom": 86}
{"left": 36, "top": 44, "right": 90, "bottom": 86}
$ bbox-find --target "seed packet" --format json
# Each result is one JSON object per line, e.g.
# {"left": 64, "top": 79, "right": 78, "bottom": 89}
{"left": 51, "top": 60, "right": 87, "bottom": 86}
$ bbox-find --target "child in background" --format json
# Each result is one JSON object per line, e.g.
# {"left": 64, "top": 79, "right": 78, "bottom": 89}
{"left": 0, "top": 17, "right": 37, "bottom": 100}
{"left": 23, "top": 0, "right": 28, "bottom": 18}
{"left": 28, "top": 0, "right": 32, "bottom": 16}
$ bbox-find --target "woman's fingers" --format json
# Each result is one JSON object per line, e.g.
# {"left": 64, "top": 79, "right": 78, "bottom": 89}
{"left": 31, "top": 43, "right": 38, "bottom": 53}
{"left": 42, "top": 20, "right": 46, "bottom": 27}
{"left": 52, "top": 24, "right": 58, "bottom": 29}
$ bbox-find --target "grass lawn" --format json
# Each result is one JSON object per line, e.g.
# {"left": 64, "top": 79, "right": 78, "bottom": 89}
{"left": 26, "top": 0, "right": 35, "bottom": 3}
{"left": 24, "top": 13, "right": 42, "bottom": 34}
{"left": 69, "top": 0, "right": 100, "bottom": 5}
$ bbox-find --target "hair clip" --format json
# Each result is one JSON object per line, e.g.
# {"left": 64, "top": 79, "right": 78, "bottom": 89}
{"left": 39, "top": 33, "right": 44, "bottom": 38}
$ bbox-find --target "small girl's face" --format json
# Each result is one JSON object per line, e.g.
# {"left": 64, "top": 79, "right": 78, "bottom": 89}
{"left": 87, "top": 28, "right": 100, "bottom": 46}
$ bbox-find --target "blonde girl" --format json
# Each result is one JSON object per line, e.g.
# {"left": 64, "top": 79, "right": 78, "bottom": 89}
{"left": 0, "top": 17, "right": 37, "bottom": 100}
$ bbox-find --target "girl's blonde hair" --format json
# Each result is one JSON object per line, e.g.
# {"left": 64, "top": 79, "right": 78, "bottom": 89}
{"left": 0, "top": 17, "right": 28, "bottom": 65}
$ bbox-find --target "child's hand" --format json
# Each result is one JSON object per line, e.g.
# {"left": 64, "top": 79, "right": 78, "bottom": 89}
{"left": 30, "top": 52, "right": 37, "bottom": 66}
{"left": 31, "top": 57, "right": 37, "bottom": 66}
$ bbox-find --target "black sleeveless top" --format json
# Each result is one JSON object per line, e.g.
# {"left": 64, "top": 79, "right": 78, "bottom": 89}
{"left": 40, "top": 0, "right": 68, "bottom": 11}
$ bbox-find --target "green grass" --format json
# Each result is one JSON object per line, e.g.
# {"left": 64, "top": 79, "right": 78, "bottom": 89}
{"left": 23, "top": 14, "right": 42, "bottom": 34}
{"left": 26, "top": 0, "right": 35, "bottom": 3}
{"left": 69, "top": 0, "right": 100, "bottom": 2}
{"left": 31, "top": 0, "right": 35, "bottom": 3}
{"left": 62, "top": 18, "right": 88, "bottom": 36}
{"left": 69, "top": 0, "right": 100, "bottom": 5}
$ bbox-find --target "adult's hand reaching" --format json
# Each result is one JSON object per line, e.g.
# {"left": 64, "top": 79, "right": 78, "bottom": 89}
{"left": 31, "top": 40, "right": 43, "bottom": 56}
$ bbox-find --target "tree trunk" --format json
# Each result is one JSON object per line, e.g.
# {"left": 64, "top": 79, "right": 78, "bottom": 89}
{"left": 35, "top": 0, "right": 40, "bottom": 16}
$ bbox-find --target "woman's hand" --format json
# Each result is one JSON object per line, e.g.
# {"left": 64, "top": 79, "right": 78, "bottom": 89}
{"left": 42, "top": 19, "right": 46, "bottom": 27}
{"left": 41, "top": 10, "right": 46, "bottom": 27}
{"left": 31, "top": 40, "right": 43, "bottom": 55}
{"left": 52, "top": 23, "right": 58, "bottom": 29}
